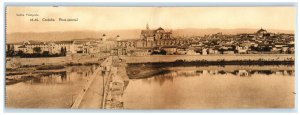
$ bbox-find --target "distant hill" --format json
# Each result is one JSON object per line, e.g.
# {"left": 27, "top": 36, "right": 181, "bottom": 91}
{"left": 6, "top": 28, "right": 293, "bottom": 43}
{"left": 6, "top": 30, "right": 141, "bottom": 43}
{"left": 171, "top": 28, "right": 294, "bottom": 37}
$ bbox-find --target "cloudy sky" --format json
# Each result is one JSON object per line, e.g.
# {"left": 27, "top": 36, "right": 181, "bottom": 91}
{"left": 6, "top": 6, "right": 295, "bottom": 33}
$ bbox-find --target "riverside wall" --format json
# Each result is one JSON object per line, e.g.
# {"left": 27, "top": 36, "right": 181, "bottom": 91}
{"left": 121, "top": 54, "right": 295, "bottom": 64}
{"left": 6, "top": 53, "right": 109, "bottom": 68}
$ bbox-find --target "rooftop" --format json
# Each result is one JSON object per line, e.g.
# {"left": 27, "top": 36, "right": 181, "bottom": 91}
{"left": 54, "top": 41, "right": 74, "bottom": 44}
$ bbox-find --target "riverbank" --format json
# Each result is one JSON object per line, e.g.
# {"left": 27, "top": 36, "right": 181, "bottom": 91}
{"left": 6, "top": 53, "right": 109, "bottom": 69}
{"left": 5, "top": 65, "right": 98, "bottom": 108}
{"left": 130, "top": 60, "right": 294, "bottom": 67}
{"left": 6, "top": 53, "right": 109, "bottom": 80}
{"left": 5, "top": 64, "right": 100, "bottom": 86}
{"left": 121, "top": 54, "right": 294, "bottom": 64}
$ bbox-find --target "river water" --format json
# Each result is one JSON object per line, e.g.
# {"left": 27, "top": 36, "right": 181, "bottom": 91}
{"left": 123, "top": 65, "right": 295, "bottom": 109}
{"left": 6, "top": 65, "right": 97, "bottom": 108}
{"left": 6, "top": 64, "right": 295, "bottom": 109}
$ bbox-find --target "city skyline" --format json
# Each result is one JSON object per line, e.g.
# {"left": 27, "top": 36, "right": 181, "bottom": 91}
{"left": 6, "top": 5, "right": 295, "bottom": 110}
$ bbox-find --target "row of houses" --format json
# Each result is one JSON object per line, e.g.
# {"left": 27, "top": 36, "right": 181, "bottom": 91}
{"left": 6, "top": 26, "right": 294, "bottom": 57}
{"left": 112, "top": 27, "right": 294, "bottom": 56}
{"left": 6, "top": 39, "right": 117, "bottom": 56}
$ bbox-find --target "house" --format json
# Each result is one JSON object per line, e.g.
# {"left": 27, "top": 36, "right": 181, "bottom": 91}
{"left": 202, "top": 48, "right": 207, "bottom": 55}
{"left": 281, "top": 46, "right": 289, "bottom": 53}
{"left": 176, "top": 46, "right": 188, "bottom": 55}
{"left": 236, "top": 45, "right": 248, "bottom": 54}
{"left": 110, "top": 48, "right": 127, "bottom": 56}
{"left": 98, "top": 41, "right": 117, "bottom": 52}
{"left": 237, "top": 70, "right": 249, "bottom": 77}
{"left": 17, "top": 45, "right": 27, "bottom": 53}
{"left": 273, "top": 43, "right": 289, "bottom": 53}
{"left": 48, "top": 42, "right": 60, "bottom": 54}
{"left": 130, "top": 48, "right": 152, "bottom": 56}
{"left": 190, "top": 42, "right": 203, "bottom": 47}
{"left": 73, "top": 40, "right": 90, "bottom": 53}
{"left": 208, "top": 48, "right": 220, "bottom": 54}
{"left": 23, "top": 41, "right": 49, "bottom": 54}
{"left": 6, "top": 42, "right": 23, "bottom": 52}
{"left": 54, "top": 41, "right": 76, "bottom": 54}
{"left": 271, "top": 47, "right": 280, "bottom": 54}
{"left": 161, "top": 46, "right": 177, "bottom": 55}
{"left": 88, "top": 45, "right": 100, "bottom": 54}
{"left": 186, "top": 49, "right": 200, "bottom": 55}
{"left": 288, "top": 47, "right": 295, "bottom": 54}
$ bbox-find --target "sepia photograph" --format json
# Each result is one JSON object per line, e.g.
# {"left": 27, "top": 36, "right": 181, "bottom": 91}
{"left": 5, "top": 6, "right": 295, "bottom": 110}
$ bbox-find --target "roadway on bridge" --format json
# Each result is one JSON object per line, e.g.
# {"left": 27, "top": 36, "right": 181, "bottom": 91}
{"left": 71, "top": 56, "right": 112, "bottom": 109}
{"left": 78, "top": 71, "right": 106, "bottom": 108}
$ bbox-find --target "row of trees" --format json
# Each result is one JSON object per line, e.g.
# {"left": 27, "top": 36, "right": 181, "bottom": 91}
{"left": 6, "top": 47, "right": 67, "bottom": 58}
{"left": 151, "top": 49, "right": 167, "bottom": 55}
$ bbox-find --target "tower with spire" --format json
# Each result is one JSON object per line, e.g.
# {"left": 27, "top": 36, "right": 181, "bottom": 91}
{"left": 146, "top": 23, "right": 149, "bottom": 30}
{"left": 101, "top": 34, "right": 107, "bottom": 42}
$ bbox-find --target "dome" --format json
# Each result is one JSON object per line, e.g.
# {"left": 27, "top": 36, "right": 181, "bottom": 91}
{"left": 257, "top": 28, "right": 267, "bottom": 34}
{"left": 156, "top": 27, "right": 164, "bottom": 30}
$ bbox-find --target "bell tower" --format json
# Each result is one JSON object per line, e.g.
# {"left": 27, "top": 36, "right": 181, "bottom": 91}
{"left": 146, "top": 23, "right": 149, "bottom": 30}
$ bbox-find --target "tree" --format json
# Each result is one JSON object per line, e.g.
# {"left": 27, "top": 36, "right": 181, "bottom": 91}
{"left": 6, "top": 45, "right": 15, "bottom": 57}
{"left": 16, "top": 50, "right": 24, "bottom": 56}
{"left": 219, "top": 48, "right": 225, "bottom": 54}
{"left": 42, "top": 51, "right": 49, "bottom": 55}
{"left": 160, "top": 49, "right": 167, "bottom": 55}
{"left": 33, "top": 47, "right": 42, "bottom": 53}
{"left": 60, "top": 47, "right": 67, "bottom": 56}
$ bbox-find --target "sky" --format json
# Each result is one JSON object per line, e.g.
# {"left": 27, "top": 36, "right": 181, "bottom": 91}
{"left": 6, "top": 6, "right": 296, "bottom": 33}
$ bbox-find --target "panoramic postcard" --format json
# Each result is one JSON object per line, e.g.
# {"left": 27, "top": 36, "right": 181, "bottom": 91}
{"left": 5, "top": 6, "right": 295, "bottom": 109}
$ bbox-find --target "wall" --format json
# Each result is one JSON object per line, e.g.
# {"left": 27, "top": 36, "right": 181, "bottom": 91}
{"left": 121, "top": 54, "right": 295, "bottom": 64}
{"left": 6, "top": 53, "right": 109, "bottom": 67}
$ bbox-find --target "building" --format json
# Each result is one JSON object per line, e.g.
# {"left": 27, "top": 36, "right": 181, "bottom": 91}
{"left": 176, "top": 46, "right": 188, "bottom": 55}
{"left": 23, "top": 41, "right": 49, "bottom": 54}
{"left": 186, "top": 48, "right": 200, "bottom": 55}
{"left": 53, "top": 41, "right": 76, "bottom": 54}
{"left": 256, "top": 28, "right": 268, "bottom": 38}
{"left": 161, "top": 46, "right": 177, "bottom": 55}
{"left": 117, "top": 39, "right": 137, "bottom": 49}
{"left": 236, "top": 45, "right": 249, "bottom": 54}
{"left": 202, "top": 48, "right": 207, "bottom": 55}
{"left": 130, "top": 48, "right": 152, "bottom": 56}
{"left": 140, "top": 24, "right": 172, "bottom": 41}
{"left": 114, "top": 24, "right": 194, "bottom": 56}
{"left": 6, "top": 38, "right": 106, "bottom": 56}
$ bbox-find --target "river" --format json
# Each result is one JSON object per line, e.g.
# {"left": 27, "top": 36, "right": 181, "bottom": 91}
{"left": 6, "top": 64, "right": 295, "bottom": 109}
{"left": 6, "top": 65, "right": 97, "bottom": 108}
{"left": 123, "top": 65, "right": 295, "bottom": 109}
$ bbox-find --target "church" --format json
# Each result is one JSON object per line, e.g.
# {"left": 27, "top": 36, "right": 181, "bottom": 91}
{"left": 140, "top": 24, "right": 172, "bottom": 41}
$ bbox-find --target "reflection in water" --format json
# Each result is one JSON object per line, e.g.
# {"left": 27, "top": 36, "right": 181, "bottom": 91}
{"left": 123, "top": 65, "right": 295, "bottom": 109}
{"left": 6, "top": 65, "right": 98, "bottom": 108}
{"left": 29, "top": 72, "right": 67, "bottom": 84}
{"left": 139, "top": 69, "right": 294, "bottom": 86}
{"left": 142, "top": 70, "right": 295, "bottom": 85}
{"left": 160, "top": 69, "right": 293, "bottom": 78}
